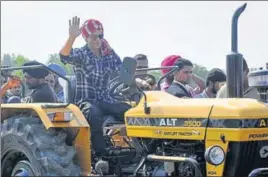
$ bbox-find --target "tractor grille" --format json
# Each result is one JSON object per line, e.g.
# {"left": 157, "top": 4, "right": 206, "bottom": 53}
{"left": 223, "top": 141, "right": 268, "bottom": 177}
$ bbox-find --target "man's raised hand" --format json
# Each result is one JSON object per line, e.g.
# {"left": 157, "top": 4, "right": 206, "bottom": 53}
{"left": 69, "top": 16, "right": 81, "bottom": 38}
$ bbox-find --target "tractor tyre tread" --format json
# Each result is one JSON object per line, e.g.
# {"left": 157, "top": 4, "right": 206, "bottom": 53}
{"left": 1, "top": 116, "right": 81, "bottom": 176}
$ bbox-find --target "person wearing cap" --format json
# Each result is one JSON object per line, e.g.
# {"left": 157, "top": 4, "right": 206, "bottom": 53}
{"left": 195, "top": 68, "right": 226, "bottom": 98}
{"left": 22, "top": 61, "right": 57, "bottom": 103}
{"left": 160, "top": 55, "right": 205, "bottom": 96}
{"left": 160, "top": 55, "right": 180, "bottom": 91}
{"left": 217, "top": 58, "right": 258, "bottom": 99}
{"left": 59, "top": 16, "right": 136, "bottom": 168}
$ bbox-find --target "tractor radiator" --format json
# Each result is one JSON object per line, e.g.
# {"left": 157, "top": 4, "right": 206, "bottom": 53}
{"left": 223, "top": 141, "right": 268, "bottom": 177}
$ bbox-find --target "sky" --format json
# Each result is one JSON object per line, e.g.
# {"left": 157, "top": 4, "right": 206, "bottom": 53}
{"left": 1, "top": 1, "right": 268, "bottom": 70}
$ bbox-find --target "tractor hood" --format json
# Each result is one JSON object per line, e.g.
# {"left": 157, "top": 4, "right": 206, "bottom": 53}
{"left": 124, "top": 91, "right": 268, "bottom": 140}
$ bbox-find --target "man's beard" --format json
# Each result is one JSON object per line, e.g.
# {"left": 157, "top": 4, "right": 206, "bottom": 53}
{"left": 212, "top": 84, "right": 217, "bottom": 95}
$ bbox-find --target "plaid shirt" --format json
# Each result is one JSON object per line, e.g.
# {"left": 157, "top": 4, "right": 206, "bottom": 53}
{"left": 60, "top": 45, "right": 122, "bottom": 104}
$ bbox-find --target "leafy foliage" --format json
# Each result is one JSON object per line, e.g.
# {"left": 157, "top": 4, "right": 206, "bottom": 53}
{"left": 1, "top": 53, "right": 74, "bottom": 78}
{"left": 1, "top": 53, "right": 30, "bottom": 78}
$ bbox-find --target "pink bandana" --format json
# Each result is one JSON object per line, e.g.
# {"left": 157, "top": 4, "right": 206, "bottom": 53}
{"left": 81, "top": 19, "right": 112, "bottom": 56}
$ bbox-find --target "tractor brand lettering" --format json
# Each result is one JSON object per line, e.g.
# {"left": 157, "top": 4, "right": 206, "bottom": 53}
{"left": 208, "top": 119, "right": 226, "bottom": 128}
{"left": 159, "top": 118, "right": 178, "bottom": 126}
{"left": 208, "top": 118, "right": 268, "bottom": 128}
{"left": 259, "top": 119, "right": 268, "bottom": 127}
{"left": 126, "top": 117, "right": 268, "bottom": 128}
{"left": 259, "top": 146, "right": 268, "bottom": 158}
{"left": 163, "top": 131, "right": 193, "bottom": 136}
{"left": 184, "top": 120, "right": 202, "bottom": 127}
{"left": 242, "top": 119, "right": 259, "bottom": 128}
{"left": 248, "top": 133, "right": 268, "bottom": 139}
{"left": 126, "top": 117, "right": 207, "bottom": 127}
{"left": 242, "top": 118, "right": 268, "bottom": 128}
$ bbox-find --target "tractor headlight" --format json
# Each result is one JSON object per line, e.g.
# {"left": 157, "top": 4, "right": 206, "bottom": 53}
{"left": 205, "top": 145, "right": 225, "bottom": 166}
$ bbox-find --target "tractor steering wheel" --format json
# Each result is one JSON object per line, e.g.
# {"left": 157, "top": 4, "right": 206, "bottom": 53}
{"left": 108, "top": 76, "right": 134, "bottom": 101}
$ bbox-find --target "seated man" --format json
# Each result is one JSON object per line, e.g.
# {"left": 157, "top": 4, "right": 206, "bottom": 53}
{"left": 160, "top": 55, "right": 205, "bottom": 96}
{"left": 22, "top": 61, "right": 57, "bottom": 103}
{"left": 167, "top": 59, "right": 195, "bottom": 98}
{"left": 195, "top": 68, "right": 226, "bottom": 98}
{"left": 1, "top": 61, "right": 57, "bottom": 122}
{"left": 59, "top": 17, "right": 136, "bottom": 168}
{"left": 60, "top": 17, "right": 151, "bottom": 172}
{"left": 133, "top": 54, "right": 155, "bottom": 90}
{"left": 134, "top": 54, "right": 149, "bottom": 77}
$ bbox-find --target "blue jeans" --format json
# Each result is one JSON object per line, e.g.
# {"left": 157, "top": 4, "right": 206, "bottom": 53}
{"left": 79, "top": 101, "right": 131, "bottom": 157}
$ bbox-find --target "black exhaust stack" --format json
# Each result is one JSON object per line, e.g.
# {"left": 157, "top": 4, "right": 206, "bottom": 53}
{"left": 226, "top": 3, "right": 247, "bottom": 98}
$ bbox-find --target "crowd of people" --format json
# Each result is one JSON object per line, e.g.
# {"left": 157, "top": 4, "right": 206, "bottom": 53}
{"left": 0, "top": 62, "right": 68, "bottom": 104}
{"left": 0, "top": 16, "right": 261, "bottom": 171}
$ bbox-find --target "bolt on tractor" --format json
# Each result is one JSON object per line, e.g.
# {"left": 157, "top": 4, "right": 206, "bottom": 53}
{"left": 1, "top": 3, "right": 268, "bottom": 177}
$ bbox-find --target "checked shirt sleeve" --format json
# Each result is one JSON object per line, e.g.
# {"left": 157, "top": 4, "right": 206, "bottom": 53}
{"left": 109, "top": 50, "right": 122, "bottom": 79}
{"left": 112, "top": 50, "right": 122, "bottom": 72}
{"left": 60, "top": 48, "right": 86, "bottom": 65}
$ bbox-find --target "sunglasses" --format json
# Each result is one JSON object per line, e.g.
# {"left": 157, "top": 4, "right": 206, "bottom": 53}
{"left": 89, "top": 34, "right": 103, "bottom": 41}
{"left": 182, "top": 70, "right": 193, "bottom": 74}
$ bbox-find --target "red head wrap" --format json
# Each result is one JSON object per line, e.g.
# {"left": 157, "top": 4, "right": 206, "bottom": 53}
{"left": 161, "top": 55, "right": 181, "bottom": 75}
{"left": 81, "top": 19, "right": 112, "bottom": 56}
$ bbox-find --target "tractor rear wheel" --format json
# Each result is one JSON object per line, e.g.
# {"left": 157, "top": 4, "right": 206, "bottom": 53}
{"left": 1, "top": 116, "right": 81, "bottom": 176}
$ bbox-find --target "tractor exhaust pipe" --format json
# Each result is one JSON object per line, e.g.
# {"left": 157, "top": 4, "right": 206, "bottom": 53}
{"left": 226, "top": 3, "right": 247, "bottom": 98}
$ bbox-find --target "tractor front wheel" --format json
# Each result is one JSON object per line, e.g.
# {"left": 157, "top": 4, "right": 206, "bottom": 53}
{"left": 1, "top": 117, "right": 81, "bottom": 176}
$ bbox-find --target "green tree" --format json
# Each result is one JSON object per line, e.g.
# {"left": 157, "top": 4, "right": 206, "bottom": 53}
{"left": 14, "top": 55, "right": 30, "bottom": 78}
{"left": 192, "top": 63, "right": 209, "bottom": 80}
{"left": 149, "top": 70, "right": 162, "bottom": 81}
{"left": 1, "top": 53, "right": 30, "bottom": 78}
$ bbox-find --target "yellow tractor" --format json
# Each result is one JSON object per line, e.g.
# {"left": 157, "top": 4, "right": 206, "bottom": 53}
{"left": 1, "top": 3, "right": 268, "bottom": 177}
